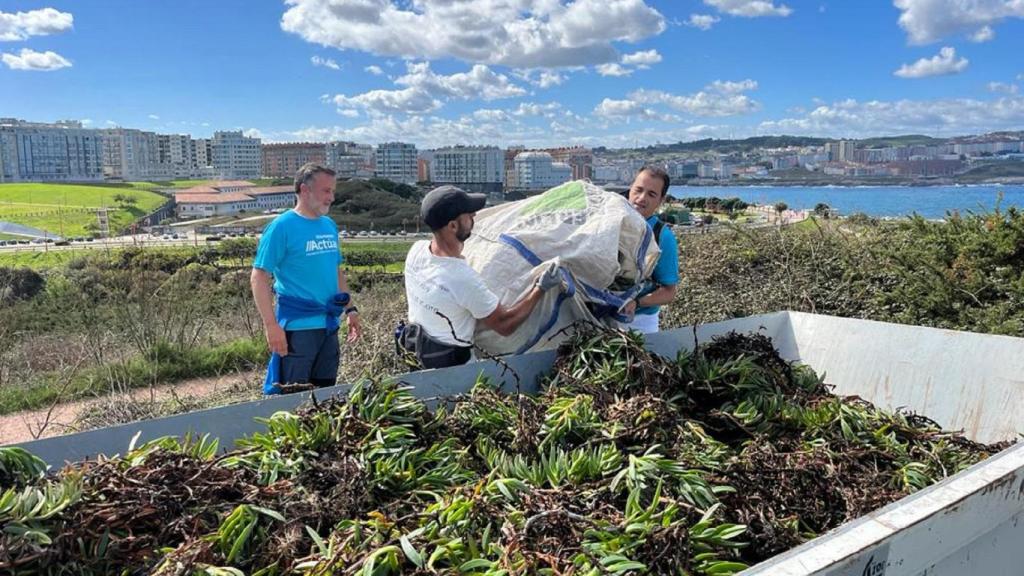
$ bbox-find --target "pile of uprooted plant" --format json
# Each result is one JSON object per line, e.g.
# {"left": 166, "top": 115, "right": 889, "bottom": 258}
{"left": 0, "top": 330, "right": 1009, "bottom": 575}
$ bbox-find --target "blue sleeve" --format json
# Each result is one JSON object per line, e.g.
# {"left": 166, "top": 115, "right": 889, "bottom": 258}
{"left": 652, "top": 227, "right": 679, "bottom": 286}
{"left": 253, "top": 219, "right": 285, "bottom": 273}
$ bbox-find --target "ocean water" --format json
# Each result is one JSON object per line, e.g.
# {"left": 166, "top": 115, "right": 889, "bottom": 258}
{"left": 668, "top": 185, "right": 1024, "bottom": 219}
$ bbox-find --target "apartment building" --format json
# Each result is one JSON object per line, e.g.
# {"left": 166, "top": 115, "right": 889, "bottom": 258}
{"left": 326, "top": 141, "right": 375, "bottom": 178}
{"left": 0, "top": 118, "right": 104, "bottom": 183}
{"left": 212, "top": 131, "right": 261, "bottom": 179}
{"left": 513, "top": 151, "right": 572, "bottom": 191}
{"left": 430, "top": 146, "right": 503, "bottom": 195}
{"left": 159, "top": 134, "right": 196, "bottom": 179}
{"left": 375, "top": 142, "right": 417, "bottom": 184}
{"left": 261, "top": 142, "right": 326, "bottom": 178}
{"left": 101, "top": 128, "right": 173, "bottom": 180}
{"left": 545, "top": 146, "right": 593, "bottom": 181}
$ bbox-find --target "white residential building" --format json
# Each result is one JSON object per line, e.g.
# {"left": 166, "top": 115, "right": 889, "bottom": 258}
{"left": 101, "top": 128, "right": 173, "bottom": 180}
{"left": 193, "top": 138, "right": 213, "bottom": 169}
{"left": 326, "top": 141, "right": 375, "bottom": 178}
{"left": 0, "top": 118, "right": 104, "bottom": 182}
{"left": 513, "top": 151, "right": 572, "bottom": 191}
{"left": 430, "top": 146, "right": 503, "bottom": 194}
{"left": 212, "top": 131, "right": 262, "bottom": 179}
{"left": 591, "top": 164, "right": 621, "bottom": 183}
{"left": 159, "top": 134, "right": 196, "bottom": 179}
{"left": 375, "top": 141, "right": 418, "bottom": 184}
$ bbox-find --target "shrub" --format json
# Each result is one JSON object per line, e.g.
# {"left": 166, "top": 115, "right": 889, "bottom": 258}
{"left": 0, "top": 267, "right": 45, "bottom": 303}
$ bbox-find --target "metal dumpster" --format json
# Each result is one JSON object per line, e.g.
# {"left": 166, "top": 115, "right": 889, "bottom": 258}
{"left": 13, "top": 311, "right": 1024, "bottom": 575}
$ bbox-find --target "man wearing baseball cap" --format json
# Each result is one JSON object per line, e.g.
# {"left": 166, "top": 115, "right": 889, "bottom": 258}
{"left": 401, "top": 185, "right": 564, "bottom": 369}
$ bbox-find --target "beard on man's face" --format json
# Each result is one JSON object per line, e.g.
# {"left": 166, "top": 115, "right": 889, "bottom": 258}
{"left": 455, "top": 222, "right": 472, "bottom": 242}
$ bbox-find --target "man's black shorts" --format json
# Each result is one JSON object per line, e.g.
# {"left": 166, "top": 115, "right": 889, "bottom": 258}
{"left": 280, "top": 328, "right": 340, "bottom": 387}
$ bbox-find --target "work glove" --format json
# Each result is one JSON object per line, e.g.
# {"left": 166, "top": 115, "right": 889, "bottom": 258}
{"left": 536, "top": 263, "right": 566, "bottom": 292}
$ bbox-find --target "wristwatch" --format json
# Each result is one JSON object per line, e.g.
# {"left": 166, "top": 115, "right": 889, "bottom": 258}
{"left": 344, "top": 306, "right": 359, "bottom": 315}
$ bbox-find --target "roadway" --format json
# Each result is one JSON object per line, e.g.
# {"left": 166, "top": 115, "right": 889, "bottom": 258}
{"left": 0, "top": 231, "right": 427, "bottom": 254}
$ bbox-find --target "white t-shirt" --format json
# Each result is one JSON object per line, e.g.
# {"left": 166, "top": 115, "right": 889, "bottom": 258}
{"left": 404, "top": 240, "right": 500, "bottom": 346}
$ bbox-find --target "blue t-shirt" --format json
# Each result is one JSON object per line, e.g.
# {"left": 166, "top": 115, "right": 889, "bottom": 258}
{"left": 253, "top": 210, "right": 344, "bottom": 331}
{"left": 636, "top": 214, "right": 679, "bottom": 316}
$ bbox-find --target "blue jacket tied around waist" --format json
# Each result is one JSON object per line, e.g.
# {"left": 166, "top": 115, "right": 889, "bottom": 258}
{"left": 263, "top": 292, "right": 350, "bottom": 395}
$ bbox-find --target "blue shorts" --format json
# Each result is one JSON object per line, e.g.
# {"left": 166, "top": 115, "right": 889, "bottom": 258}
{"left": 280, "top": 328, "right": 340, "bottom": 387}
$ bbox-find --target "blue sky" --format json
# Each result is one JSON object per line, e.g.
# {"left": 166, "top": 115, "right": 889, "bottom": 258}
{"left": 2, "top": 0, "right": 1023, "bottom": 148}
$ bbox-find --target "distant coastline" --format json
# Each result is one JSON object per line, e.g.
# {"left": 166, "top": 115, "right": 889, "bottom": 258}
{"left": 675, "top": 177, "right": 1024, "bottom": 188}
{"left": 664, "top": 183, "right": 1024, "bottom": 219}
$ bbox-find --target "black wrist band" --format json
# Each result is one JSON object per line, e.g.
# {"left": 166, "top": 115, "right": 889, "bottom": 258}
{"left": 345, "top": 306, "right": 359, "bottom": 315}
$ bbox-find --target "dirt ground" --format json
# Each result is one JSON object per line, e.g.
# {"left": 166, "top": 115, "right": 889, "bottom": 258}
{"left": 0, "top": 371, "right": 260, "bottom": 446}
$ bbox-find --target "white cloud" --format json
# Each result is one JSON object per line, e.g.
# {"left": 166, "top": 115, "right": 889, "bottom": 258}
{"left": 970, "top": 25, "right": 995, "bottom": 42}
{"left": 105, "top": 120, "right": 117, "bottom": 126}
{"left": 473, "top": 108, "right": 512, "bottom": 122}
{"left": 622, "top": 49, "right": 662, "bottom": 68}
{"left": 593, "top": 80, "right": 760, "bottom": 122}
{"left": 331, "top": 87, "right": 443, "bottom": 115}
{"left": 686, "top": 14, "right": 720, "bottom": 30}
{"left": 80, "top": 118, "right": 92, "bottom": 126}
{"left": 243, "top": 128, "right": 264, "bottom": 139}
{"left": 289, "top": 114, "right": 549, "bottom": 149}
{"left": 1, "top": 48, "right": 71, "bottom": 71}
{"left": 396, "top": 62, "right": 526, "bottom": 101}
{"left": 596, "top": 63, "right": 632, "bottom": 77}
{"left": 326, "top": 62, "right": 526, "bottom": 115}
{"left": 594, "top": 98, "right": 660, "bottom": 119}
{"left": 365, "top": 65, "right": 384, "bottom": 75}
{"left": 758, "top": 95, "right": 1024, "bottom": 137}
{"left": 704, "top": 0, "right": 792, "bottom": 17}
{"left": 513, "top": 102, "right": 561, "bottom": 117}
{"left": 311, "top": 55, "right": 341, "bottom": 70}
{"left": 709, "top": 79, "right": 758, "bottom": 94}
{"left": 894, "top": 0, "right": 1024, "bottom": 45}
{"left": 0, "top": 8, "right": 73, "bottom": 41}
{"left": 281, "top": 0, "right": 666, "bottom": 68}
{"left": 894, "top": 47, "right": 968, "bottom": 78}
{"left": 338, "top": 109, "right": 360, "bottom": 118}
{"left": 148, "top": 114, "right": 160, "bottom": 120}
{"left": 535, "top": 70, "right": 567, "bottom": 88}
{"left": 988, "top": 81, "right": 1019, "bottom": 94}
{"left": 628, "top": 79, "right": 761, "bottom": 117}
{"left": 631, "top": 90, "right": 760, "bottom": 117}
{"left": 513, "top": 68, "right": 571, "bottom": 88}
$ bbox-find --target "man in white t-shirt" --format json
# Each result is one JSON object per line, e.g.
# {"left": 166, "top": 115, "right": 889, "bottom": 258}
{"left": 402, "top": 185, "right": 563, "bottom": 369}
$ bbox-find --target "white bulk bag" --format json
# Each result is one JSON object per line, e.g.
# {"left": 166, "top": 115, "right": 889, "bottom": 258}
{"left": 463, "top": 180, "right": 660, "bottom": 355}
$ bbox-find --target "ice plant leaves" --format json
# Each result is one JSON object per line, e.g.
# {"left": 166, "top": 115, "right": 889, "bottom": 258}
{"left": 0, "top": 330, "right": 1010, "bottom": 574}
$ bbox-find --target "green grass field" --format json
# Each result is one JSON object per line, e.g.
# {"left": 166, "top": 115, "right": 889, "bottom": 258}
{"left": 0, "top": 183, "right": 166, "bottom": 236}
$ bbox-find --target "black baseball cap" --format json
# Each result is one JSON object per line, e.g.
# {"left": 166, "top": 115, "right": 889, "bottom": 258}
{"left": 421, "top": 185, "right": 487, "bottom": 230}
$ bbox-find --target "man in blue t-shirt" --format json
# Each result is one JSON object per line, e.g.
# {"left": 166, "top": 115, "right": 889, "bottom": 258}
{"left": 623, "top": 166, "right": 679, "bottom": 334}
{"left": 250, "top": 163, "right": 361, "bottom": 392}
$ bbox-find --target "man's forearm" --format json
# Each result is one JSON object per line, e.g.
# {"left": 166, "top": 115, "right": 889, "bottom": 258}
{"left": 250, "top": 270, "right": 279, "bottom": 329}
{"left": 637, "top": 285, "right": 677, "bottom": 308}
{"left": 490, "top": 286, "right": 544, "bottom": 335}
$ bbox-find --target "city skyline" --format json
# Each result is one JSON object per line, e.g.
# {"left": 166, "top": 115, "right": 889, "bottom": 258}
{"left": 2, "top": 1, "right": 1024, "bottom": 148}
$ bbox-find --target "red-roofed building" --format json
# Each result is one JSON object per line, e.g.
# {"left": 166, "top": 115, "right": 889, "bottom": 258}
{"left": 176, "top": 193, "right": 259, "bottom": 218}
{"left": 176, "top": 185, "right": 221, "bottom": 195}
{"left": 174, "top": 184, "right": 295, "bottom": 219}
{"left": 206, "top": 180, "right": 255, "bottom": 192}
{"left": 246, "top": 185, "right": 296, "bottom": 211}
